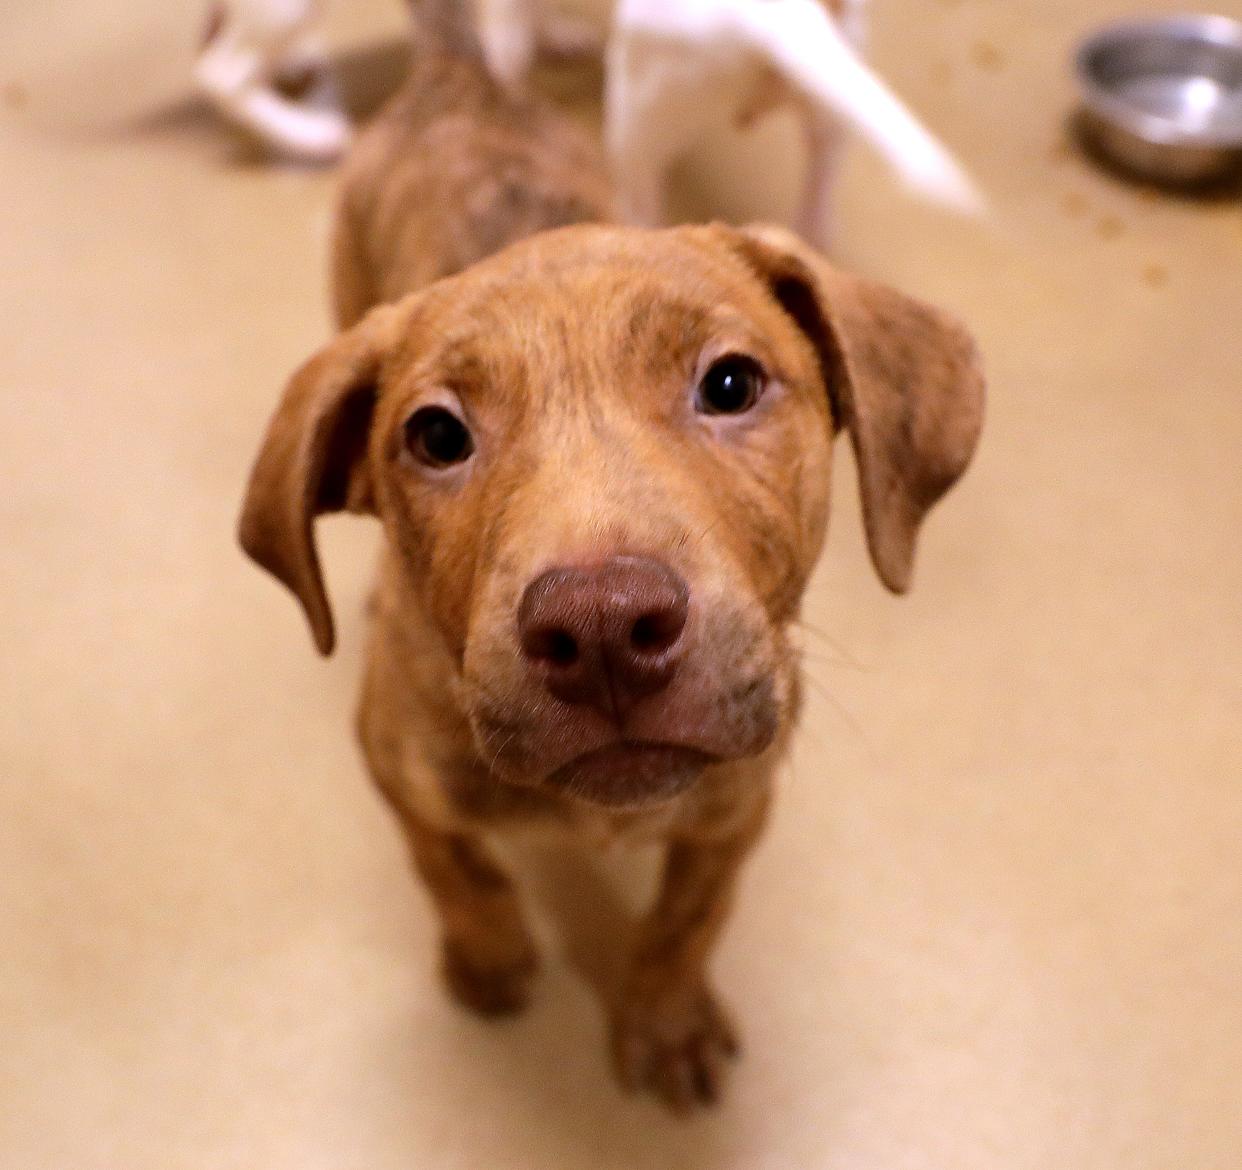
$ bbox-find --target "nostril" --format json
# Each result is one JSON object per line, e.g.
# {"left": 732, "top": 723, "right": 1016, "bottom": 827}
{"left": 545, "top": 630, "right": 579, "bottom": 667}
{"left": 630, "top": 616, "right": 661, "bottom": 652}
{"left": 523, "top": 626, "right": 580, "bottom": 668}
{"left": 629, "top": 609, "right": 684, "bottom": 655}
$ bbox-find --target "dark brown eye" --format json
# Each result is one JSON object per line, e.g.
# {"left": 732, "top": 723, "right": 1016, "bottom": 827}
{"left": 695, "top": 355, "right": 764, "bottom": 416}
{"left": 404, "top": 406, "right": 475, "bottom": 468}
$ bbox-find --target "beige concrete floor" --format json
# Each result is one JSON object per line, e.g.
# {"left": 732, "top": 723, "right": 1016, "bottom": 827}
{"left": 2, "top": 1, "right": 1240, "bottom": 1167}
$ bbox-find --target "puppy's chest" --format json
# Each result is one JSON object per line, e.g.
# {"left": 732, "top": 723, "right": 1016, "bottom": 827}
{"left": 560, "top": 803, "right": 680, "bottom": 850}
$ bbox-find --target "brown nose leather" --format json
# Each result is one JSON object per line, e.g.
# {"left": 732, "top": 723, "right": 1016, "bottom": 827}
{"left": 517, "top": 555, "right": 690, "bottom": 721}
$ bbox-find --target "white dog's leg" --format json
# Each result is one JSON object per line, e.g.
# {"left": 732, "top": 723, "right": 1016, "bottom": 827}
{"left": 740, "top": 0, "right": 983, "bottom": 213}
{"left": 795, "top": 110, "right": 846, "bottom": 249}
{"left": 799, "top": 106, "right": 859, "bottom": 250}
{"left": 794, "top": 0, "right": 863, "bottom": 247}
{"left": 796, "top": 0, "right": 864, "bottom": 246}
{"left": 471, "top": 0, "right": 601, "bottom": 86}
{"left": 606, "top": 76, "right": 671, "bottom": 226}
{"left": 614, "top": 142, "right": 670, "bottom": 226}
{"left": 833, "top": 0, "right": 868, "bottom": 50}
{"left": 194, "top": 0, "right": 351, "bottom": 163}
{"left": 473, "top": 0, "right": 540, "bottom": 87}
{"left": 607, "top": 19, "right": 722, "bottom": 228}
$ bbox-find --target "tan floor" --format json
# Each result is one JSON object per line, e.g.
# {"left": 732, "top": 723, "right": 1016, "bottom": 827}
{"left": 2, "top": 1, "right": 1240, "bottom": 1167}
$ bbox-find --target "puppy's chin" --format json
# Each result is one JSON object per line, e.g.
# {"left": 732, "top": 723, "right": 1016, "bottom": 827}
{"left": 544, "top": 743, "right": 717, "bottom": 810}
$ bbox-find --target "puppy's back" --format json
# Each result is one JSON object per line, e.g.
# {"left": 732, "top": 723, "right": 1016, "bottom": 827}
{"left": 333, "top": 12, "right": 613, "bottom": 327}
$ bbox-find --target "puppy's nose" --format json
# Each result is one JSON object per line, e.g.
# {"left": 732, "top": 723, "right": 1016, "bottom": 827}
{"left": 518, "top": 556, "right": 690, "bottom": 721}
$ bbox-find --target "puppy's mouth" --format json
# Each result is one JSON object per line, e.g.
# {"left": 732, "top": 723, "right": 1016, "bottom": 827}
{"left": 545, "top": 741, "right": 718, "bottom": 809}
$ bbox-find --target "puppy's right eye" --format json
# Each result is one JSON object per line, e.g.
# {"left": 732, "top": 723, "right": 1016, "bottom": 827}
{"left": 695, "top": 355, "right": 765, "bottom": 416}
{"left": 404, "top": 406, "right": 475, "bottom": 468}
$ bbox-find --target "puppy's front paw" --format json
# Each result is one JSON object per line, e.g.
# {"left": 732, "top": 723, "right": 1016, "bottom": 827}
{"left": 610, "top": 977, "right": 740, "bottom": 1112}
{"left": 441, "top": 937, "right": 539, "bottom": 1018}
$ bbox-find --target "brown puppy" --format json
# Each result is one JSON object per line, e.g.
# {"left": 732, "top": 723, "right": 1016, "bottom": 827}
{"left": 239, "top": 6, "right": 985, "bottom": 1115}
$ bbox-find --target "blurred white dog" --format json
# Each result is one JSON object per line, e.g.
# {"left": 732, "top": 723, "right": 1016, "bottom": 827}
{"left": 195, "top": 0, "right": 352, "bottom": 163}
{"left": 193, "top": 0, "right": 596, "bottom": 163}
{"left": 195, "top": 0, "right": 981, "bottom": 244}
{"left": 604, "top": 0, "right": 983, "bottom": 245}
{"left": 470, "top": 0, "right": 601, "bottom": 88}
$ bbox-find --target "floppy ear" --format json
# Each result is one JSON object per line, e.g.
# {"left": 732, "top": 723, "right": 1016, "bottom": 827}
{"left": 238, "top": 302, "right": 405, "bottom": 655}
{"left": 718, "top": 223, "right": 985, "bottom": 593}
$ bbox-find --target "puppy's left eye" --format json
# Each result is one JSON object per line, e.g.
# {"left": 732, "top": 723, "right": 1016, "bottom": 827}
{"left": 695, "top": 355, "right": 765, "bottom": 416}
{"left": 404, "top": 406, "right": 475, "bottom": 468}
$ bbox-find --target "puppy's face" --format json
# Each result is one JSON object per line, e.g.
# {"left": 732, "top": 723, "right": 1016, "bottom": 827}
{"left": 240, "top": 225, "right": 984, "bottom": 808}
{"left": 372, "top": 231, "right": 833, "bottom": 804}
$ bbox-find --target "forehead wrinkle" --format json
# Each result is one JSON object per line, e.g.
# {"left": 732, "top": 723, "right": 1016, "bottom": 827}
{"left": 623, "top": 289, "right": 710, "bottom": 346}
{"left": 619, "top": 279, "right": 782, "bottom": 369}
{"left": 485, "top": 272, "right": 618, "bottom": 426}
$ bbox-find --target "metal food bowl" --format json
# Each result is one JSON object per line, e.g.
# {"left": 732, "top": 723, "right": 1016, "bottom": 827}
{"left": 1075, "top": 14, "right": 1242, "bottom": 186}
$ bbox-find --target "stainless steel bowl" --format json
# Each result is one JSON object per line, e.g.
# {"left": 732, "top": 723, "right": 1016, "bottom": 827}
{"left": 1075, "top": 14, "right": 1242, "bottom": 185}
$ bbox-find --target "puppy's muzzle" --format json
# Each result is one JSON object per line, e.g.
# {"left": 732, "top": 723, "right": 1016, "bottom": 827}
{"left": 517, "top": 555, "right": 690, "bottom": 724}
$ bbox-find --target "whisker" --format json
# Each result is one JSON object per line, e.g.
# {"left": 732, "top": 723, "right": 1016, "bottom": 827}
{"left": 798, "top": 668, "right": 879, "bottom": 767}
{"left": 791, "top": 618, "right": 868, "bottom": 671}
{"left": 487, "top": 730, "right": 519, "bottom": 774}
{"left": 688, "top": 512, "right": 729, "bottom": 551}
{"left": 796, "top": 647, "right": 866, "bottom": 674}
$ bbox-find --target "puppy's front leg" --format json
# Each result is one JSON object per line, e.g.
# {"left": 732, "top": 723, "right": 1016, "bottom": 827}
{"left": 612, "top": 806, "right": 767, "bottom": 1111}
{"left": 367, "top": 748, "right": 540, "bottom": 1014}
{"left": 401, "top": 817, "right": 540, "bottom": 1016}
